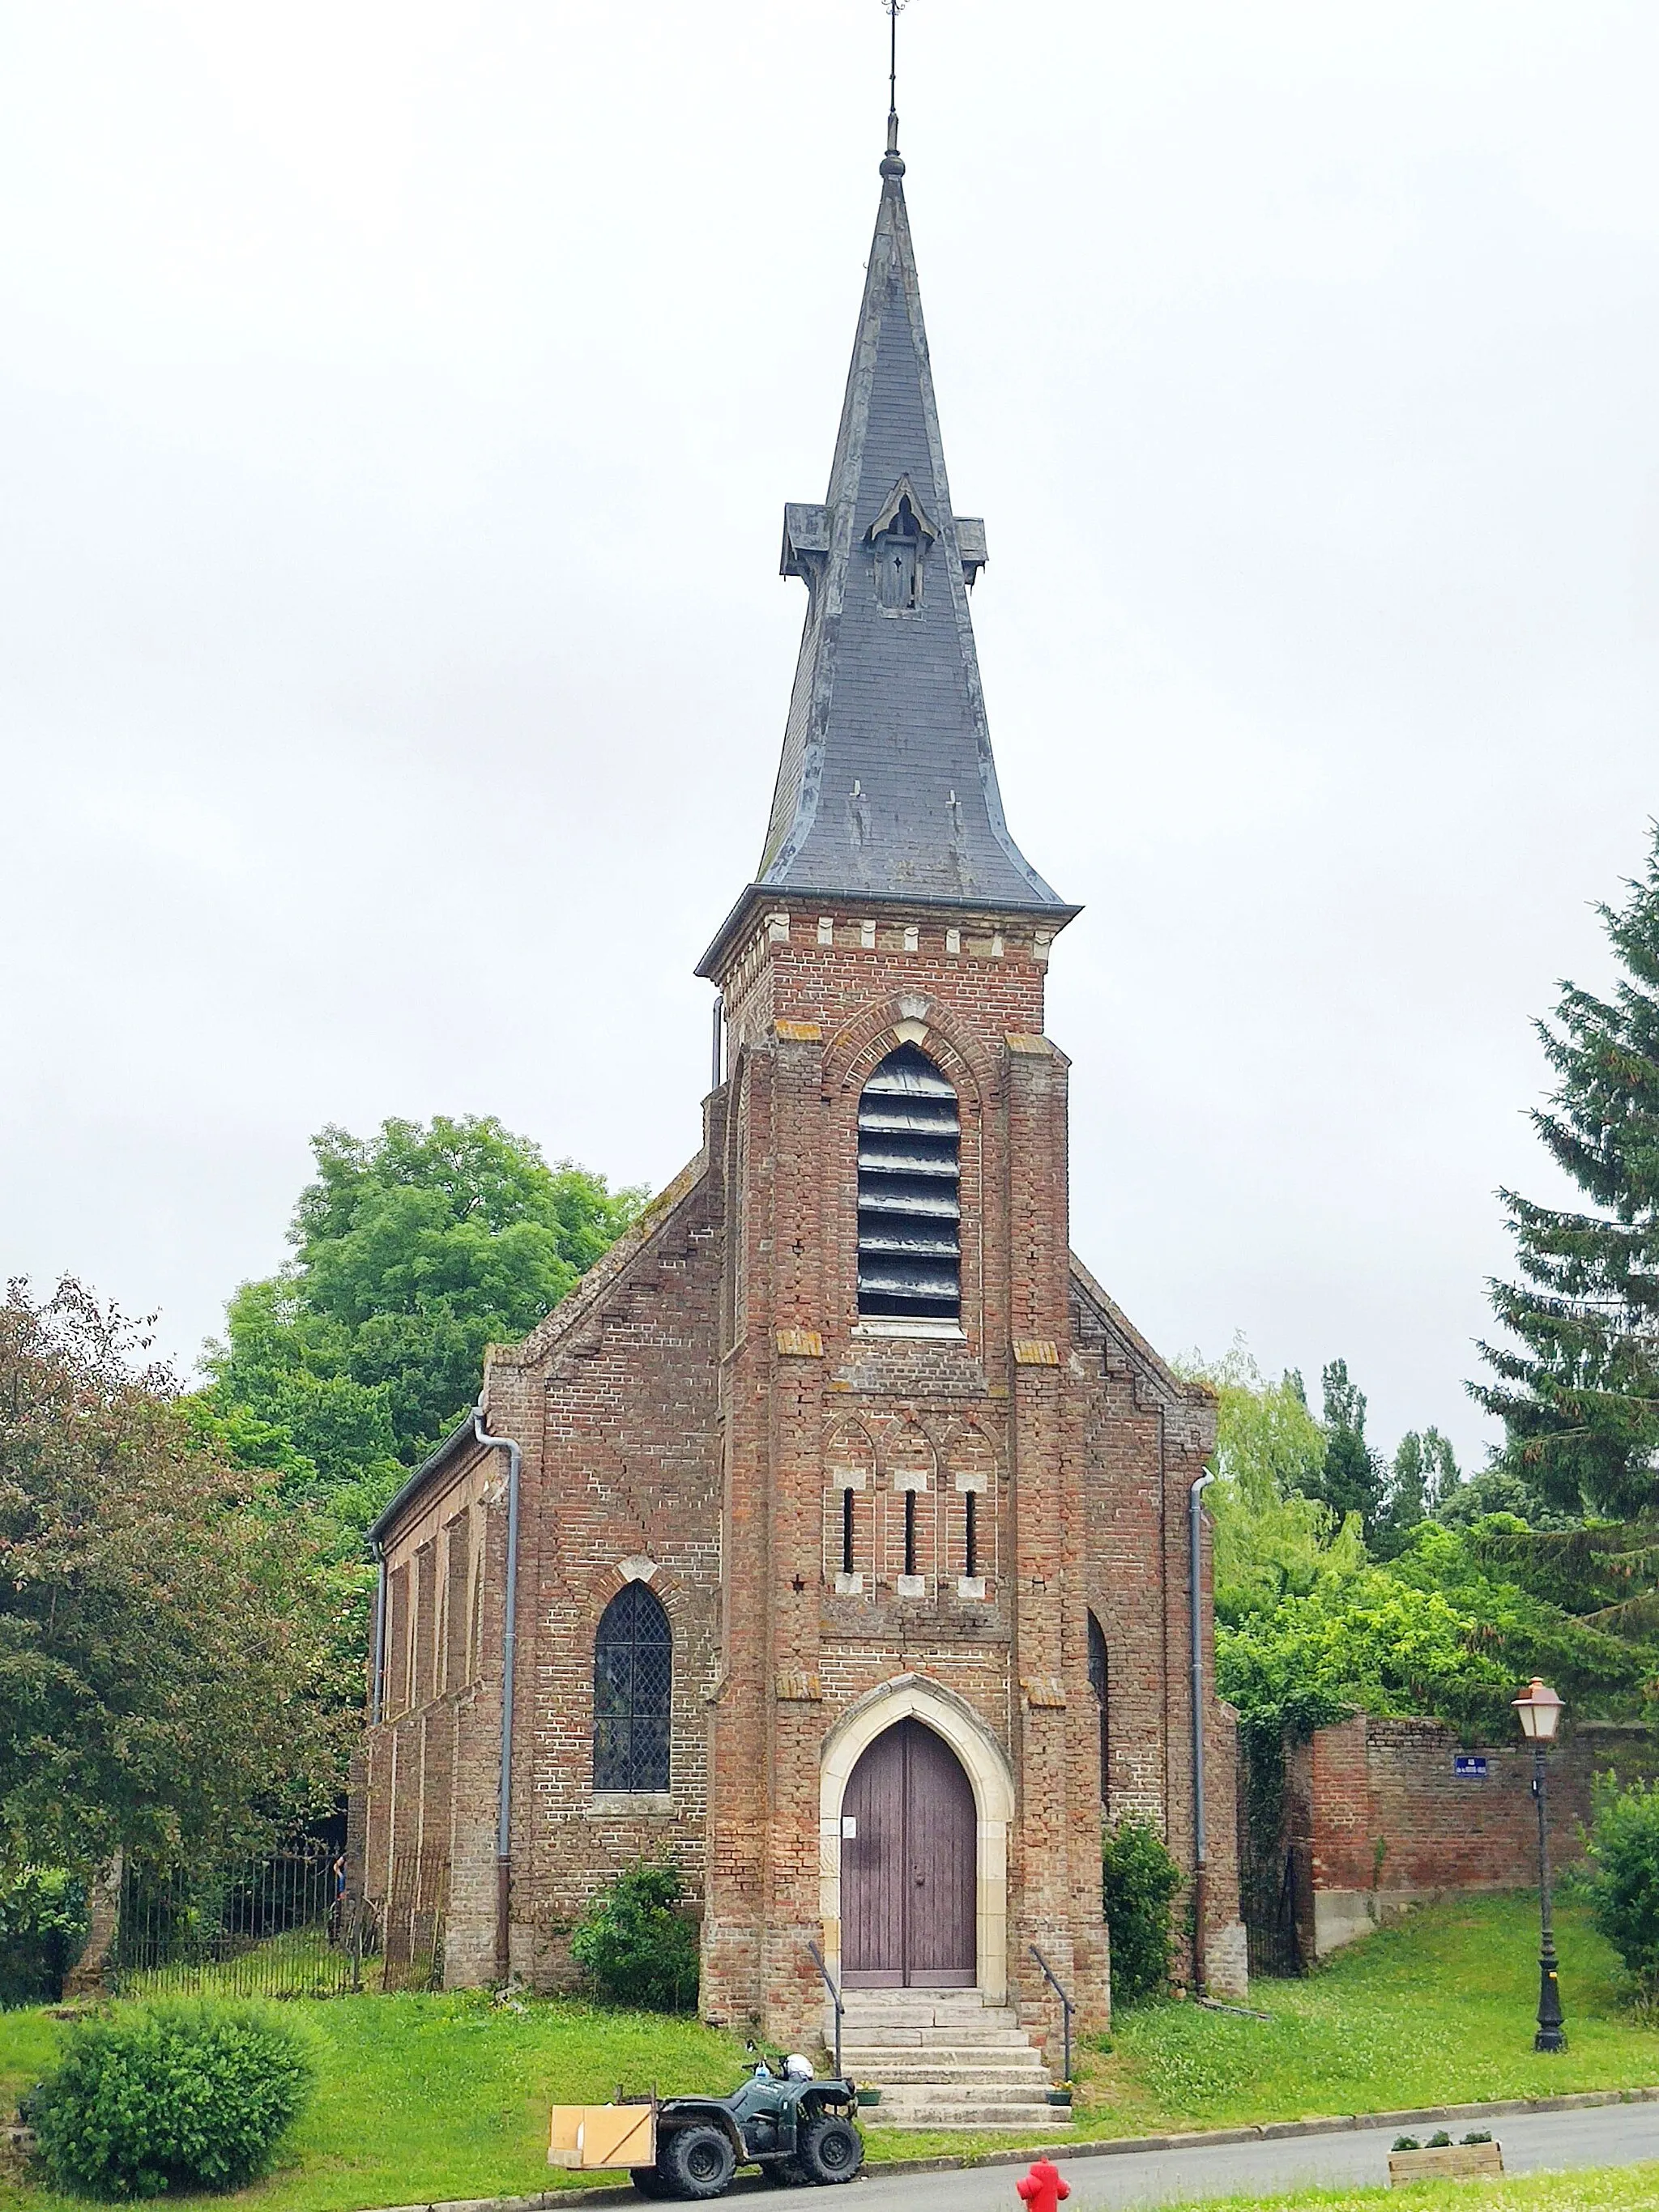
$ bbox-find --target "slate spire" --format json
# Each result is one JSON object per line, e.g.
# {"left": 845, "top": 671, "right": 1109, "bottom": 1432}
{"left": 749, "top": 129, "right": 1068, "bottom": 921}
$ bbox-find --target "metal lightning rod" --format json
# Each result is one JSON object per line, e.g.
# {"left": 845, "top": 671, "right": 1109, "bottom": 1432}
{"left": 885, "top": 0, "right": 909, "bottom": 160}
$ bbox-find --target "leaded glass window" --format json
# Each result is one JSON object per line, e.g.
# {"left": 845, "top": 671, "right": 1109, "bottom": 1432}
{"left": 593, "top": 1581, "right": 672, "bottom": 1793}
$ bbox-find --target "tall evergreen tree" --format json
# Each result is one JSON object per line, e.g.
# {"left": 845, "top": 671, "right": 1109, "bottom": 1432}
{"left": 1473, "top": 828, "right": 1659, "bottom": 1517}
{"left": 1314, "top": 1358, "right": 1388, "bottom": 1536}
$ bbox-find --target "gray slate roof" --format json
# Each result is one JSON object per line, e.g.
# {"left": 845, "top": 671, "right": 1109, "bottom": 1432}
{"left": 754, "top": 151, "right": 1067, "bottom": 916}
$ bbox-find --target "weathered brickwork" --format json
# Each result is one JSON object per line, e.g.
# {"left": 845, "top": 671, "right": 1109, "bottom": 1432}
{"left": 354, "top": 133, "right": 1244, "bottom": 2035}
{"left": 1284, "top": 1713, "right": 1659, "bottom": 1959}
{"left": 356, "top": 905, "right": 1244, "bottom": 2028}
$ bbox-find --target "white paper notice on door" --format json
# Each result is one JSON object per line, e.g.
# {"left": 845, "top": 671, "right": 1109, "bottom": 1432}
{"left": 841, "top": 1816, "right": 857, "bottom": 1839}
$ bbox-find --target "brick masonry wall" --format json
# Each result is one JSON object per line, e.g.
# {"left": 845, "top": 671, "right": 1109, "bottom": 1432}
{"left": 353, "top": 896, "right": 1243, "bottom": 2025}
{"left": 1289, "top": 1713, "right": 1659, "bottom": 1958}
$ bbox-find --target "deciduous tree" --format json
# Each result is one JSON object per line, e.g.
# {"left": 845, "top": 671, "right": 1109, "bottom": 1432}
{"left": 0, "top": 1280, "right": 350, "bottom": 1877}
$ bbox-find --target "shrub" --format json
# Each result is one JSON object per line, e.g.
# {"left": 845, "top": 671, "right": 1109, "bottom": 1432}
{"left": 0, "top": 1868, "right": 87, "bottom": 2007}
{"left": 1102, "top": 1815, "right": 1183, "bottom": 2006}
{"left": 570, "top": 1860, "right": 699, "bottom": 2011}
{"left": 30, "top": 2001, "right": 315, "bottom": 2197}
{"left": 1588, "top": 1772, "right": 1659, "bottom": 2000}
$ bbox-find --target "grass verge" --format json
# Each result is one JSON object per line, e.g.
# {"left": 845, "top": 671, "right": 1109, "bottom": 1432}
{"left": 871, "top": 1891, "right": 1659, "bottom": 2162}
{"left": 1190, "top": 2169, "right": 1659, "bottom": 2211}
{"left": 0, "top": 1892, "right": 1654, "bottom": 2210}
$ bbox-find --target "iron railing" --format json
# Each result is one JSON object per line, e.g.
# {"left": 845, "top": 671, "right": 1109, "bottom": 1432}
{"left": 1029, "top": 1944, "right": 1073, "bottom": 2086}
{"left": 110, "top": 1842, "right": 452, "bottom": 2000}
{"left": 1243, "top": 1846, "right": 1303, "bottom": 1980}
{"left": 807, "top": 1940, "right": 844, "bottom": 2078}
{"left": 113, "top": 1840, "right": 367, "bottom": 1999}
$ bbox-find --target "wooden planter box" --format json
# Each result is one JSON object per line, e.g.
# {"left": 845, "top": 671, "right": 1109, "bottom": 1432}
{"left": 1388, "top": 2141, "right": 1503, "bottom": 2185}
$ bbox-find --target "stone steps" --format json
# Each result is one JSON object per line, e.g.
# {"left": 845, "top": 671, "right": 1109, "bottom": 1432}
{"left": 849, "top": 2056, "right": 1048, "bottom": 2085}
{"left": 835, "top": 1988, "right": 1063, "bottom": 2133}
{"left": 844, "top": 2022, "right": 1033, "bottom": 2048}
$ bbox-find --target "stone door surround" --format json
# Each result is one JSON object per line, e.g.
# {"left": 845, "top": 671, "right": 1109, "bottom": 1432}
{"left": 818, "top": 1673, "right": 1014, "bottom": 2005}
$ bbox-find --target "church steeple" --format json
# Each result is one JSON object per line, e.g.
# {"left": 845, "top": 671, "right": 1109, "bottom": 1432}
{"left": 698, "top": 127, "right": 1072, "bottom": 978}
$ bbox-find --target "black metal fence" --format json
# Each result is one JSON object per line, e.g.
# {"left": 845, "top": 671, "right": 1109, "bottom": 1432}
{"left": 109, "top": 1843, "right": 446, "bottom": 2001}
{"left": 110, "top": 1839, "right": 369, "bottom": 1999}
{"left": 1243, "top": 1844, "right": 1304, "bottom": 1980}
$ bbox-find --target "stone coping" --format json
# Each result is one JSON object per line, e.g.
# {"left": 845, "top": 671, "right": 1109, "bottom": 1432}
{"left": 360, "top": 2086, "right": 1659, "bottom": 2212}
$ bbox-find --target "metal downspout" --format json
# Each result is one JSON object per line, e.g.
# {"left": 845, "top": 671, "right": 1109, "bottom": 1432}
{"left": 1189, "top": 1469, "right": 1216, "bottom": 1996}
{"left": 474, "top": 1400, "right": 522, "bottom": 1984}
{"left": 369, "top": 1546, "right": 387, "bottom": 1724}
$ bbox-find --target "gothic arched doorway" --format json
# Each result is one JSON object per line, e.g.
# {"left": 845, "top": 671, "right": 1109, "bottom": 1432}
{"left": 840, "top": 1718, "right": 975, "bottom": 1988}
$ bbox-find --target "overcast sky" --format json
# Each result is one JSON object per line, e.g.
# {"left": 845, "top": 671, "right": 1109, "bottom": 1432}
{"left": 4, "top": 1, "right": 1657, "bottom": 1470}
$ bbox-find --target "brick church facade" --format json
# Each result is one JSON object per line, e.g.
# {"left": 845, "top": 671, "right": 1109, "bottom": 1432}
{"left": 356, "top": 116, "right": 1247, "bottom": 2044}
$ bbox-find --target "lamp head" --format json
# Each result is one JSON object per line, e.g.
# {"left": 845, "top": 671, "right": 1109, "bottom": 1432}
{"left": 1513, "top": 1677, "right": 1563, "bottom": 1743}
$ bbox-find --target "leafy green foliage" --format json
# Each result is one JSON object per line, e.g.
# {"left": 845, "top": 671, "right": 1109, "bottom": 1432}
{"left": 1473, "top": 825, "right": 1659, "bottom": 1517}
{"left": 569, "top": 1860, "right": 699, "bottom": 2011}
{"left": 1101, "top": 1816, "right": 1183, "bottom": 2006}
{"left": 1311, "top": 1360, "right": 1388, "bottom": 1540}
{"left": 1175, "top": 1344, "right": 1357, "bottom": 1623}
{"left": 0, "top": 1867, "right": 86, "bottom": 2006}
{"left": 203, "top": 1117, "right": 646, "bottom": 1547}
{"left": 1588, "top": 1773, "right": 1659, "bottom": 2000}
{"left": 30, "top": 2000, "right": 316, "bottom": 2196}
{"left": 0, "top": 1281, "right": 351, "bottom": 1877}
{"left": 1384, "top": 1428, "right": 1461, "bottom": 1542}
{"left": 1183, "top": 1343, "right": 1653, "bottom": 1750}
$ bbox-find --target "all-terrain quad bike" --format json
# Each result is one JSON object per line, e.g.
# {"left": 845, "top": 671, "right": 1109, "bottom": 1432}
{"left": 627, "top": 2060, "right": 864, "bottom": 2201}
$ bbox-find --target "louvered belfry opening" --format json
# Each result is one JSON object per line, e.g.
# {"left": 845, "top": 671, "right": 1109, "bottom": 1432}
{"left": 857, "top": 1042, "right": 961, "bottom": 1321}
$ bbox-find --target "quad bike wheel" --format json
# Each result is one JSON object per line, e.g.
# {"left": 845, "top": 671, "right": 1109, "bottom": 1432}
{"left": 629, "top": 2169, "right": 672, "bottom": 2200}
{"left": 796, "top": 2116, "right": 864, "bottom": 2186}
{"left": 660, "top": 2124, "right": 737, "bottom": 2201}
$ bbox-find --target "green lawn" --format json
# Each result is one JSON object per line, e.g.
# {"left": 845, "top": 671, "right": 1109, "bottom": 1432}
{"left": 1196, "top": 2172, "right": 1659, "bottom": 2211}
{"left": 873, "top": 1891, "right": 1659, "bottom": 2161}
{"left": 1, "top": 1892, "right": 1656, "bottom": 2212}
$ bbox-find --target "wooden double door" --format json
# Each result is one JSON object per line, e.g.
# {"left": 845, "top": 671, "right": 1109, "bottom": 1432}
{"left": 840, "top": 1719, "right": 976, "bottom": 1988}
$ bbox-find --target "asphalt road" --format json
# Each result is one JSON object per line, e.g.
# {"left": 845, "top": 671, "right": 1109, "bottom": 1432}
{"left": 774, "top": 2103, "right": 1659, "bottom": 2210}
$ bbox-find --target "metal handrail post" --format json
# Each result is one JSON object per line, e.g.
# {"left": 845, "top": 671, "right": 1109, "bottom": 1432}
{"left": 1029, "top": 1945, "right": 1074, "bottom": 2086}
{"left": 807, "top": 1940, "right": 845, "bottom": 2078}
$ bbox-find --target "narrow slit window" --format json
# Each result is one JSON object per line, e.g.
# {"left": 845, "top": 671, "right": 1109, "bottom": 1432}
{"left": 965, "top": 1489, "right": 978, "bottom": 1579}
{"left": 904, "top": 1489, "right": 919, "bottom": 1578}
{"left": 842, "top": 1486, "right": 856, "bottom": 1577}
{"left": 1088, "top": 1609, "right": 1109, "bottom": 1807}
{"left": 857, "top": 1043, "right": 961, "bottom": 1320}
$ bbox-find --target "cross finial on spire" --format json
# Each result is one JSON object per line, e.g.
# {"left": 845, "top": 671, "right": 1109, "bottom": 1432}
{"left": 881, "top": 0, "right": 907, "bottom": 178}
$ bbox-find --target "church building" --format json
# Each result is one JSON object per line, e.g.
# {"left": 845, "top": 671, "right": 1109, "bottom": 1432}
{"left": 356, "top": 110, "right": 1247, "bottom": 2060}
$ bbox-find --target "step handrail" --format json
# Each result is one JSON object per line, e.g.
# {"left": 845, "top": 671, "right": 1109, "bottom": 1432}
{"left": 1029, "top": 1944, "right": 1073, "bottom": 2086}
{"left": 807, "top": 1940, "right": 844, "bottom": 2079}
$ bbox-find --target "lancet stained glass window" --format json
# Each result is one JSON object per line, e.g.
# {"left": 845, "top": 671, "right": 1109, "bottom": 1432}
{"left": 593, "top": 1580, "right": 672, "bottom": 1793}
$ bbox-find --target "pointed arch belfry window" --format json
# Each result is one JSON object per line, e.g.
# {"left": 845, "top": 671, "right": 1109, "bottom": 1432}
{"left": 594, "top": 1581, "right": 672, "bottom": 1793}
{"left": 857, "top": 1043, "right": 961, "bottom": 1320}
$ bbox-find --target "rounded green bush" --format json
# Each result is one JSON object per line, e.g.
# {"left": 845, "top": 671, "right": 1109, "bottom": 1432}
{"left": 30, "top": 2001, "right": 316, "bottom": 2198}
{"left": 570, "top": 1860, "right": 699, "bottom": 2010}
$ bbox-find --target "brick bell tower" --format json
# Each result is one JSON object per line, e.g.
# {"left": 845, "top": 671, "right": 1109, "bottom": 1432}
{"left": 695, "top": 108, "right": 1109, "bottom": 2045}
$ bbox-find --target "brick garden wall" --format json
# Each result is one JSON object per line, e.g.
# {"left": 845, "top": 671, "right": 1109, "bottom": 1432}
{"left": 1285, "top": 1713, "right": 1658, "bottom": 1958}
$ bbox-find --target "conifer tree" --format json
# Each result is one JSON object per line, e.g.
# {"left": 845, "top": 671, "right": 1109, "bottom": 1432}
{"left": 1473, "top": 828, "right": 1659, "bottom": 1516}
{"left": 1314, "top": 1358, "right": 1387, "bottom": 1536}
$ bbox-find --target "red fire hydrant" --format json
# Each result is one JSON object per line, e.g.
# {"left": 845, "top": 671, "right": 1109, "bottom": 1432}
{"left": 1016, "top": 2158, "right": 1069, "bottom": 2212}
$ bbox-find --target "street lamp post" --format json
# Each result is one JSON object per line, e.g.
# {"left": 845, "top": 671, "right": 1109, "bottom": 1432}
{"left": 1513, "top": 1677, "right": 1567, "bottom": 2053}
